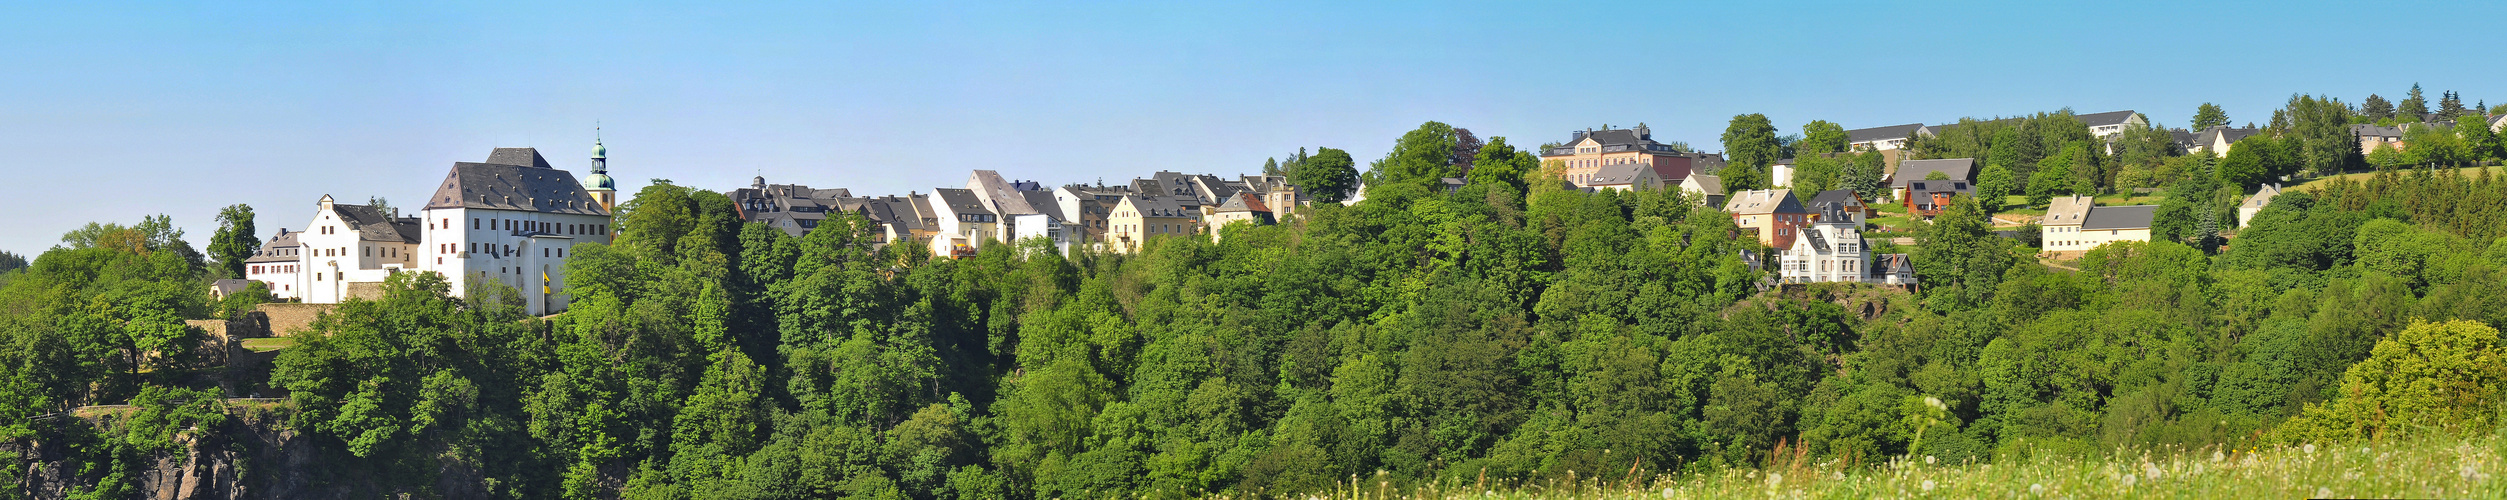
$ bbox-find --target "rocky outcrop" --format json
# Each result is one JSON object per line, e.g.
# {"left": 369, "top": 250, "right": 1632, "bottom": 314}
{"left": 13, "top": 405, "right": 384, "bottom": 500}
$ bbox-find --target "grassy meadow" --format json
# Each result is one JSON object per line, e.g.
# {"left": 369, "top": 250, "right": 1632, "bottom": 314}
{"left": 1232, "top": 431, "right": 2507, "bottom": 499}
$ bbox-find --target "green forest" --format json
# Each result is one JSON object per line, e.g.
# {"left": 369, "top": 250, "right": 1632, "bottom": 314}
{"left": 8, "top": 111, "right": 2507, "bottom": 499}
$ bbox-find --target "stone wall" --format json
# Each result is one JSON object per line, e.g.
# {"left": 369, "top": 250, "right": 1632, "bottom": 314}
{"left": 252, "top": 304, "right": 334, "bottom": 337}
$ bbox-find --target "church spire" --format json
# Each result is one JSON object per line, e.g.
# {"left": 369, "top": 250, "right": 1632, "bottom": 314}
{"left": 584, "top": 125, "right": 617, "bottom": 213}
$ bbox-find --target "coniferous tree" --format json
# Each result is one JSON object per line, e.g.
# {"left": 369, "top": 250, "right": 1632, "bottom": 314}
{"left": 2400, "top": 83, "right": 2430, "bottom": 118}
{"left": 2438, "top": 90, "right": 2467, "bottom": 119}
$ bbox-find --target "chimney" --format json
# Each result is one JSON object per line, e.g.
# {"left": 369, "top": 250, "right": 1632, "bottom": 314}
{"left": 1571, "top": 130, "right": 1588, "bottom": 142}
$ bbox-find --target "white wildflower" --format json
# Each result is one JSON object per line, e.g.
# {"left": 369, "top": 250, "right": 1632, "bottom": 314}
{"left": 1766, "top": 472, "right": 1782, "bottom": 488}
{"left": 1660, "top": 487, "right": 1673, "bottom": 499}
{"left": 2030, "top": 483, "right": 2044, "bottom": 495}
{"left": 2144, "top": 462, "right": 2163, "bottom": 482}
{"left": 2121, "top": 472, "right": 2137, "bottom": 488}
{"left": 2211, "top": 449, "right": 2225, "bottom": 462}
{"left": 2302, "top": 443, "right": 2315, "bottom": 454}
{"left": 1925, "top": 455, "right": 1937, "bottom": 465}
{"left": 1921, "top": 479, "right": 1936, "bottom": 492}
{"left": 2316, "top": 487, "right": 2333, "bottom": 498}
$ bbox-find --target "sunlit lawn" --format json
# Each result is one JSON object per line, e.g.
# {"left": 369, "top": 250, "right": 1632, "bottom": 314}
{"left": 1242, "top": 432, "right": 2507, "bottom": 499}
{"left": 241, "top": 337, "right": 296, "bottom": 352}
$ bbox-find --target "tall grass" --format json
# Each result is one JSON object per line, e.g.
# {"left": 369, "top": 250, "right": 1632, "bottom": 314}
{"left": 1219, "top": 431, "right": 2507, "bottom": 499}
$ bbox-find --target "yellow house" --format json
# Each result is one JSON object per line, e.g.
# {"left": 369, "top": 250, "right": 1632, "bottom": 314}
{"left": 1108, "top": 195, "right": 1195, "bottom": 254}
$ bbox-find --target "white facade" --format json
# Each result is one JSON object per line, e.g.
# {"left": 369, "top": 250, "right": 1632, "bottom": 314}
{"left": 242, "top": 229, "right": 304, "bottom": 300}
{"left": 292, "top": 195, "right": 419, "bottom": 305}
{"left": 1006, "top": 213, "right": 1077, "bottom": 255}
{"left": 416, "top": 206, "right": 609, "bottom": 315}
{"left": 1779, "top": 218, "right": 1867, "bottom": 284}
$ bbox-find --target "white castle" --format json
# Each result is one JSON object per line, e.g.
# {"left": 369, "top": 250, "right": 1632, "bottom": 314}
{"left": 241, "top": 140, "right": 618, "bottom": 315}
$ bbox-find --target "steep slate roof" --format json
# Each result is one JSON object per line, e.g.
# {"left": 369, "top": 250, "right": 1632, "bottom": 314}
{"left": 2170, "top": 128, "right": 2198, "bottom": 148}
{"left": 1685, "top": 173, "right": 1725, "bottom": 196}
{"left": 1587, "top": 164, "right": 1651, "bottom": 186}
{"left": 331, "top": 204, "right": 420, "bottom": 244}
{"left": 1870, "top": 254, "right": 1915, "bottom": 278}
{"left": 2077, "top": 110, "right": 2138, "bottom": 127}
{"left": 1846, "top": 123, "right": 1924, "bottom": 144}
{"left": 1808, "top": 189, "right": 1863, "bottom": 208}
{"left": 1214, "top": 192, "right": 1273, "bottom": 213}
{"left": 484, "top": 148, "right": 556, "bottom": 169}
{"left": 246, "top": 230, "right": 301, "bottom": 263}
{"left": 1021, "top": 190, "right": 1068, "bottom": 221}
{"left": 2082, "top": 205, "right": 2158, "bottom": 230}
{"left": 1723, "top": 189, "right": 1808, "bottom": 215}
{"left": 2351, "top": 123, "right": 2404, "bottom": 139}
{"left": 2194, "top": 126, "right": 2261, "bottom": 147}
{"left": 1121, "top": 195, "right": 1192, "bottom": 218}
{"left": 970, "top": 170, "right": 1039, "bottom": 215}
{"left": 2044, "top": 195, "right": 2095, "bottom": 226}
{"left": 1891, "top": 159, "right": 1977, "bottom": 188}
{"left": 423, "top": 148, "right": 610, "bottom": 216}
{"left": 932, "top": 188, "right": 994, "bottom": 216}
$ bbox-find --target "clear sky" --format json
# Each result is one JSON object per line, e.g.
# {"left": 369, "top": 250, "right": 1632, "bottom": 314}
{"left": 3, "top": 0, "right": 2500, "bottom": 256}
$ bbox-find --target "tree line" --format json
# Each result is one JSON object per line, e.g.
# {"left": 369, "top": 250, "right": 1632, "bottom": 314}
{"left": 5, "top": 122, "right": 2507, "bottom": 499}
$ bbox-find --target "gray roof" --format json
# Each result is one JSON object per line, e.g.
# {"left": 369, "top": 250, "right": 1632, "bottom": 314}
{"left": 1808, "top": 189, "right": 1863, "bottom": 208}
{"left": 331, "top": 203, "right": 420, "bottom": 244}
{"left": 970, "top": 169, "right": 1039, "bottom": 215}
{"left": 1021, "top": 190, "right": 1067, "bottom": 221}
{"left": 1724, "top": 189, "right": 1808, "bottom": 215}
{"left": 1801, "top": 225, "right": 1829, "bottom": 252}
{"left": 245, "top": 230, "right": 301, "bottom": 263}
{"left": 1870, "top": 253, "right": 1915, "bottom": 278}
{"left": 932, "top": 188, "right": 994, "bottom": 216}
{"left": 1686, "top": 173, "right": 1725, "bottom": 196}
{"left": 2077, "top": 110, "right": 2138, "bottom": 127}
{"left": 2193, "top": 126, "right": 2261, "bottom": 147}
{"left": 2081, "top": 205, "right": 2158, "bottom": 230}
{"left": 1847, "top": 123, "right": 1924, "bottom": 144}
{"left": 1121, "top": 195, "right": 1192, "bottom": 218}
{"left": 1215, "top": 192, "right": 1272, "bottom": 213}
{"left": 1891, "top": 159, "right": 1977, "bottom": 188}
{"left": 483, "top": 148, "right": 555, "bottom": 169}
{"left": 1588, "top": 164, "right": 1651, "bottom": 186}
{"left": 2044, "top": 195, "right": 2094, "bottom": 225}
{"left": 422, "top": 148, "right": 610, "bottom": 216}
{"left": 2351, "top": 123, "right": 2404, "bottom": 139}
{"left": 211, "top": 279, "right": 255, "bottom": 296}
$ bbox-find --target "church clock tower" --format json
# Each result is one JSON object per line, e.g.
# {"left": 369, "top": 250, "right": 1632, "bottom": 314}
{"left": 585, "top": 132, "right": 617, "bottom": 213}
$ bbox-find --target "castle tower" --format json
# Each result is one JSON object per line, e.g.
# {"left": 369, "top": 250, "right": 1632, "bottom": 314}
{"left": 585, "top": 132, "right": 617, "bottom": 212}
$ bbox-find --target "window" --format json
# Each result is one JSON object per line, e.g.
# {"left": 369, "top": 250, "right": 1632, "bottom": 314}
{"left": 474, "top": 218, "right": 481, "bottom": 229}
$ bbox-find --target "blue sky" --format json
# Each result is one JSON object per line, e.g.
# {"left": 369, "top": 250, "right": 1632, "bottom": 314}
{"left": 2, "top": 0, "right": 2500, "bottom": 256}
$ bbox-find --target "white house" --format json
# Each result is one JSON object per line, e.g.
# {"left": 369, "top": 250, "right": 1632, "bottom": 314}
{"left": 927, "top": 188, "right": 998, "bottom": 257}
{"left": 2238, "top": 184, "right": 2283, "bottom": 227}
{"left": 1679, "top": 173, "right": 1725, "bottom": 207}
{"left": 2079, "top": 110, "right": 2145, "bottom": 139}
{"left": 242, "top": 228, "right": 304, "bottom": 300}
{"left": 412, "top": 146, "right": 616, "bottom": 315}
{"left": 1779, "top": 202, "right": 1867, "bottom": 284}
{"left": 1770, "top": 159, "right": 1795, "bottom": 188}
{"left": 292, "top": 195, "right": 420, "bottom": 305}
{"left": 1847, "top": 123, "right": 1925, "bottom": 152}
